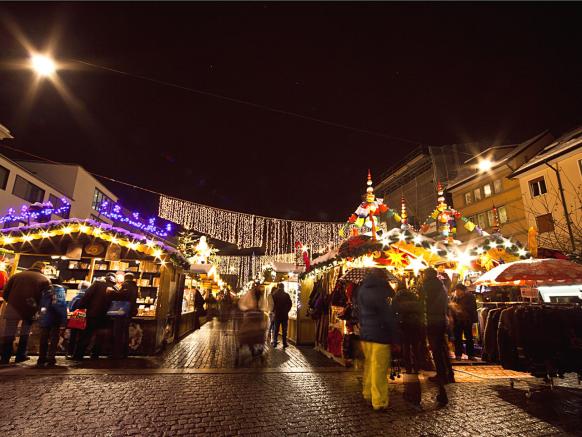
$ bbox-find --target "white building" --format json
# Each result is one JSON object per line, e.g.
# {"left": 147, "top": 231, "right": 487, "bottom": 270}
{"left": 0, "top": 154, "right": 118, "bottom": 227}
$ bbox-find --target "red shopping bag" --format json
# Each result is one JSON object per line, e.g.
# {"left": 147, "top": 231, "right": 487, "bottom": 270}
{"left": 67, "top": 309, "right": 87, "bottom": 330}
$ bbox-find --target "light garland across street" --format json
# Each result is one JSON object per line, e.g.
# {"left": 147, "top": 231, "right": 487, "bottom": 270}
{"left": 215, "top": 253, "right": 296, "bottom": 286}
{"left": 158, "top": 195, "right": 343, "bottom": 254}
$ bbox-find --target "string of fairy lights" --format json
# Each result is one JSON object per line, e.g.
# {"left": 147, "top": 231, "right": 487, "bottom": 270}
{"left": 158, "top": 195, "right": 344, "bottom": 255}
{"left": 215, "top": 253, "right": 296, "bottom": 286}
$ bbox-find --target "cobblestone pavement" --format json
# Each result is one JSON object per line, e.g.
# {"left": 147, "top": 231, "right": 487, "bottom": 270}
{"left": 159, "top": 318, "right": 340, "bottom": 369}
{"left": 1, "top": 320, "right": 582, "bottom": 436}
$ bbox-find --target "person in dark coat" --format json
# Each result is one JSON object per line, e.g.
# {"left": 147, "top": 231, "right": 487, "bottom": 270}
{"left": 271, "top": 283, "right": 292, "bottom": 348}
{"left": 1, "top": 261, "right": 50, "bottom": 364}
{"left": 72, "top": 273, "right": 116, "bottom": 360}
{"left": 111, "top": 273, "right": 139, "bottom": 359}
{"left": 66, "top": 281, "right": 90, "bottom": 359}
{"left": 393, "top": 281, "right": 423, "bottom": 374}
{"left": 450, "top": 283, "right": 478, "bottom": 360}
{"left": 422, "top": 267, "right": 455, "bottom": 406}
{"left": 36, "top": 282, "right": 68, "bottom": 368}
{"left": 193, "top": 288, "right": 206, "bottom": 330}
{"left": 357, "top": 268, "right": 396, "bottom": 410}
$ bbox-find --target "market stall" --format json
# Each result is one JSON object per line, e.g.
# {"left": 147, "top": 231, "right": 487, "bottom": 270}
{"left": 0, "top": 218, "right": 189, "bottom": 356}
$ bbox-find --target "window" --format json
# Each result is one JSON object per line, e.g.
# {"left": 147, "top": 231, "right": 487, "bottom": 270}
{"left": 49, "top": 194, "right": 70, "bottom": 219}
{"left": 483, "top": 183, "right": 492, "bottom": 198}
{"left": 487, "top": 210, "right": 496, "bottom": 227}
{"left": 474, "top": 188, "right": 482, "bottom": 202}
{"left": 464, "top": 192, "right": 473, "bottom": 205}
{"left": 498, "top": 206, "right": 508, "bottom": 224}
{"left": 536, "top": 213, "right": 554, "bottom": 233}
{"left": 529, "top": 177, "right": 547, "bottom": 197}
{"left": 91, "top": 188, "right": 113, "bottom": 212}
{"left": 493, "top": 179, "right": 503, "bottom": 194}
{"left": 477, "top": 213, "right": 487, "bottom": 229}
{"left": 0, "top": 165, "right": 9, "bottom": 190}
{"left": 12, "top": 175, "right": 45, "bottom": 203}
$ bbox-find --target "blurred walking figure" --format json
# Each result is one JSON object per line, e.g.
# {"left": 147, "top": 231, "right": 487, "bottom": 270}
{"left": 357, "top": 268, "right": 397, "bottom": 411}
{"left": 67, "top": 281, "right": 90, "bottom": 359}
{"left": 393, "top": 281, "right": 423, "bottom": 374}
{"left": 422, "top": 267, "right": 455, "bottom": 406}
{"left": 235, "top": 286, "right": 267, "bottom": 364}
{"left": 271, "top": 284, "right": 292, "bottom": 348}
{"left": 36, "top": 281, "right": 68, "bottom": 368}
{"left": 267, "top": 287, "right": 276, "bottom": 343}
{"left": 193, "top": 288, "right": 206, "bottom": 330}
{"left": 1, "top": 261, "right": 50, "bottom": 365}
{"left": 450, "top": 283, "right": 478, "bottom": 360}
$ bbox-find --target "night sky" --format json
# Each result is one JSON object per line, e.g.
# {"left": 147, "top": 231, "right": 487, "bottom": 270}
{"left": 1, "top": 2, "right": 581, "bottom": 222}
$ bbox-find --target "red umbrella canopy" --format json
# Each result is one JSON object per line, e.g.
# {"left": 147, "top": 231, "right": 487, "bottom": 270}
{"left": 475, "top": 258, "right": 582, "bottom": 286}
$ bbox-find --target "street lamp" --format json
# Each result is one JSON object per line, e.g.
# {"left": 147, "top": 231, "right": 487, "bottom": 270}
{"left": 477, "top": 159, "right": 493, "bottom": 172}
{"left": 30, "top": 54, "right": 56, "bottom": 77}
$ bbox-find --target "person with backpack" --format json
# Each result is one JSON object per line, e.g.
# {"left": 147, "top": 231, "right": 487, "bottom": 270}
{"left": 357, "top": 268, "right": 397, "bottom": 411}
{"left": 36, "top": 281, "right": 68, "bottom": 368}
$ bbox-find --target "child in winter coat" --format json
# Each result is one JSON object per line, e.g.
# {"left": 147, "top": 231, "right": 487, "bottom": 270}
{"left": 36, "top": 282, "right": 68, "bottom": 368}
{"left": 66, "top": 281, "right": 90, "bottom": 358}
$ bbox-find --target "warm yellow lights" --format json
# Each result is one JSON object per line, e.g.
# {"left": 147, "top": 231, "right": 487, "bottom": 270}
{"left": 3, "top": 236, "right": 14, "bottom": 245}
{"left": 92, "top": 228, "right": 102, "bottom": 236}
{"left": 129, "top": 242, "right": 138, "bottom": 250}
{"left": 110, "top": 237, "right": 119, "bottom": 244}
{"left": 79, "top": 225, "right": 89, "bottom": 233}
{"left": 62, "top": 226, "right": 73, "bottom": 234}
{"left": 40, "top": 231, "right": 52, "bottom": 238}
{"left": 31, "top": 54, "right": 56, "bottom": 77}
{"left": 456, "top": 251, "right": 473, "bottom": 268}
{"left": 146, "top": 240, "right": 155, "bottom": 248}
{"left": 22, "top": 235, "right": 34, "bottom": 242}
{"left": 152, "top": 249, "right": 163, "bottom": 258}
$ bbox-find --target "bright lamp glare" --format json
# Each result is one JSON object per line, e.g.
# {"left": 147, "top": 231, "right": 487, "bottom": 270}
{"left": 478, "top": 159, "right": 493, "bottom": 172}
{"left": 31, "top": 54, "right": 56, "bottom": 77}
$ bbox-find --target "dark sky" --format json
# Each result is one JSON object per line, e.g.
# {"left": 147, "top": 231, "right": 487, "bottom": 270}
{"left": 1, "top": 2, "right": 581, "bottom": 222}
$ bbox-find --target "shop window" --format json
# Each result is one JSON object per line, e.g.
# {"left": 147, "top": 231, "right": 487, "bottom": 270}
{"left": 12, "top": 175, "right": 45, "bottom": 203}
{"left": 529, "top": 177, "right": 547, "bottom": 197}
{"left": 474, "top": 188, "right": 482, "bottom": 202}
{"left": 49, "top": 194, "right": 70, "bottom": 219}
{"left": 494, "top": 179, "right": 503, "bottom": 194}
{"left": 536, "top": 213, "right": 554, "bottom": 233}
{"left": 477, "top": 213, "right": 487, "bottom": 229}
{"left": 487, "top": 210, "right": 496, "bottom": 227}
{"left": 92, "top": 188, "right": 113, "bottom": 212}
{"left": 464, "top": 192, "right": 473, "bottom": 205}
{"left": 0, "top": 165, "right": 9, "bottom": 190}
{"left": 498, "top": 206, "right": 508, "bottom": 224}
{"left": 483, "top": 183, "right": 492, "bottom": 198}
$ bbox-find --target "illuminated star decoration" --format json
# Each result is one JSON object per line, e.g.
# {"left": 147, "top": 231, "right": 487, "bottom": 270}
{"left": 408, "top": 255, "right": 427, "bottom": 276}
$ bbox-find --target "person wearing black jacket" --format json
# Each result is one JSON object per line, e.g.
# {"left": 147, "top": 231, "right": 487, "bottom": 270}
{"left": 422, "top": 267, "right": 455, "bottom": 406}
{"left": 72, "top": 273, "right": 116, "bottom": 360}
{"left": 393, "top": 282, "right": 423, "bottom": 374}
{"left": 450, "top": 283, "right": 478, "bottom": 360}
{"left": 1, "top": 262, "right": 50, "bottom": 364}
{"left": 111, "top": 273, "right": 139, "bottom": 359}
{"left": 271, "top": 283, "right": 292, "bottom": 348}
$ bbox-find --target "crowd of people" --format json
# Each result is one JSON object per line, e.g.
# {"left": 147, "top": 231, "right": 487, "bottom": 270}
{"left": 355, "top": 267, "right": 478, "bottom": 411}
{"left": 0, "top": 262, "right": 140, "bottom": 367}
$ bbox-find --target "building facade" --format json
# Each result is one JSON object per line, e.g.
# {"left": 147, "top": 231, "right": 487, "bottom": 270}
{"left": 510, "top": 126, "right": 582, "bottom": 256}
{"left": 374, "top": 144, "right": 484, "bottom": 229}
{"left": 0, "top": 154, "right": 118, "bottom": 226}
{"left": 448, "top": 131, "right": 553, "bottom": 244}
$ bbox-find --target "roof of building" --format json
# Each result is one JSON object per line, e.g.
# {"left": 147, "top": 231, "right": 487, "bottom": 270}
{"left": 509, "top": 125, "right": 582, "bottom": 178}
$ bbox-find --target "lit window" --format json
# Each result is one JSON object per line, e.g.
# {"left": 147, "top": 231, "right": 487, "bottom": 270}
{"left": 536, "top": 213, "right": 554, "bottom": 233}
{"left": 474, "top": 188, "right": 482, "bottom": 201}
{"left": 487, "top": 210, "right": 496, "bottom": 227}
{"left": 529, "top": 177, "right": 547, "bottom": 197}
{"left": 483, "top": 184, "right": 492, "bottom": 198}
{"left": 0, "top": 165, "right": 9, "bottom": 190}
{"left": 498, "top": 206, "right": 508, "bottom": 224}
{"left": 464, "top": 192, "right": 473, "bottom": 205}
{"left": 12, "top": 175, "right": 45, "bottom": 203}
{"left": 92, "top": 188, "right": 113, "bottom": 212}
{"left": 477, "top": 213, "right": 487, "bottom": 229}
{"left": 493, "top": 179, "right": 503, "bottom": 194}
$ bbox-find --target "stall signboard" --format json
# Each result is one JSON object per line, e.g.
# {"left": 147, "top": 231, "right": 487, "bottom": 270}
{"left": 520, "top": 286, "right": 539, "bottom": 300}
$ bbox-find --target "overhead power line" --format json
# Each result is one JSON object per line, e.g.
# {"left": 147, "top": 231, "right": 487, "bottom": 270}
{"left": 74, "top": 59, "right": 421, "bottom": 145}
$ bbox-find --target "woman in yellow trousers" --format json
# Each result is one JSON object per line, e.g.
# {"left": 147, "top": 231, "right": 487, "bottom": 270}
{"left": 356, "top": 269, "right": 397, "bottom": 411}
